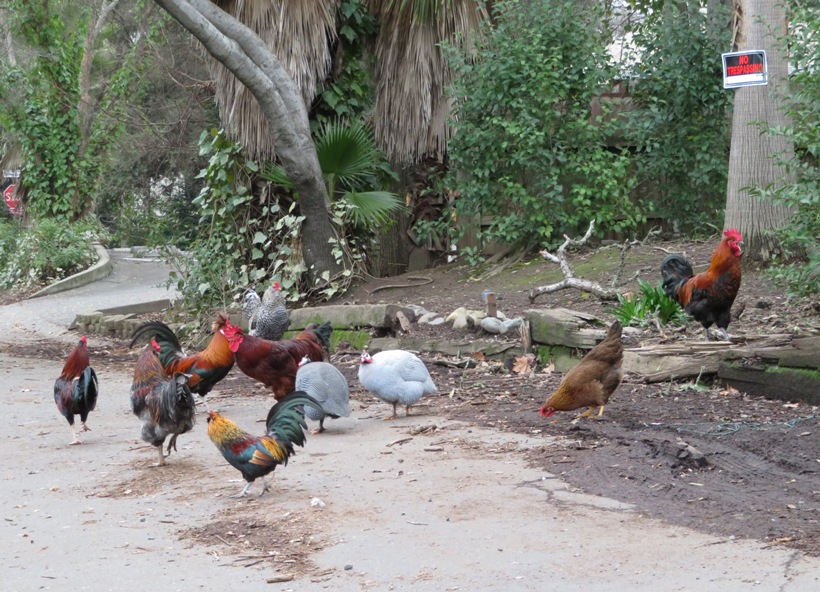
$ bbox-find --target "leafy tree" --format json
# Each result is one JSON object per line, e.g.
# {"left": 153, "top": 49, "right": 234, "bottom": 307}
{"left": 759, "top": 0, "right": 819, "bottom": 297}
{"left": 443, "top": 0, "right": 644, "bottom": 250}
{"left": 0, "top": 0, "right": 142, "bottom": 221}
{"left": 624, "top": 1, "right": 733, "bottom": 233}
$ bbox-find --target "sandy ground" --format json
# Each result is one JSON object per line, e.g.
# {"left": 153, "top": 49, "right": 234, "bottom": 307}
{"left": 2, "top": 249, "right": 820, "bottom": 591}
{"left": 2, "top": 352, "right": 820, "bottom": 591}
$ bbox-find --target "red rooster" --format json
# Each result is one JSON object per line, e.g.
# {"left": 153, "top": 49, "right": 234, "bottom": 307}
{"left": 661, "top": 228, "right": 743, "bottom": 340}
{"left": 130, "top": 341, "right": 196, "bottom": 466}
{"left": 53, "top": 336, "right": 99, "bottom": 445}
{"left": 219, "top": 318, "right": 331, "bottom": 398}
{"left": 129, "top": 314, "right": 235, "bottom": 404}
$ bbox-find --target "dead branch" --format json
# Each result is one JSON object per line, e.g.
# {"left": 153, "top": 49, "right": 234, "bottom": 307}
{"left": 529, "top": 221, "right": 621, "bottom": 302}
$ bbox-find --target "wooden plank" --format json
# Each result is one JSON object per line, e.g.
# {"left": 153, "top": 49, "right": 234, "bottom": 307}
{"left": 718, "top": 362, "right": 820, "bottom": 405}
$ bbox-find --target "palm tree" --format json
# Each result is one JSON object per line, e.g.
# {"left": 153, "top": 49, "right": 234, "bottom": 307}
{"left": 367, "top": 0, "right": 487, "bottom": 165}
{"left": 262, "top": 118, "right": 406, "bottom": 229}
{"left": 209, "top": 0, "right": 487, "bottom": 166}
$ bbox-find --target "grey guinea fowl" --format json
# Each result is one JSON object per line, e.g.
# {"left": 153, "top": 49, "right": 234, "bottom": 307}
{"left": 358, "top": 349, "right": 437, "bottom": 420}
{"left": 252, "top": 281, "right": 290, "bottom": 341}
{"left": 295, "top": 356, "right": 351, "bottom": 434}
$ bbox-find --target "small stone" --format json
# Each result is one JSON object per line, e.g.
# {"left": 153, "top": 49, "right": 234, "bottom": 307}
{"left": 344, "top": 564, "right": 353, "bottom": 571}
{"left": 481, "top": 317, "right": 506, "bottom": 334}
{"left": 429, "top": 317, "right": 446, "bottom": 326}
{"left": 418, "top": 312, "right": 439, "bottom": 325}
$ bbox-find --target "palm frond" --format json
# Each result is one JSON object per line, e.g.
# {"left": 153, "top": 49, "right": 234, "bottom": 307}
{"left": 343, "top": 190, "right": 407, "bottom": 227}
{"left": 209, "top": 1, "right": 338, "bottom": 161}
{"left": 368, "top": 0, "right": 488, "bottom": 165}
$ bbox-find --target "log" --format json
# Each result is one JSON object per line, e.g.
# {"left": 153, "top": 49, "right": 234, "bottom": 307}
{"left": 525, "top": 308, "right": 606, "bottom": 348}
{"left": 718, "top": 362, "right": 820, "bottom": 405}
{"left": 623, "top": 334, "right": 817, "bottom": 383}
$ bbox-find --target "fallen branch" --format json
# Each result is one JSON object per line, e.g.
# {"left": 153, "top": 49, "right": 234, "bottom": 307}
{"left": 528, "top": 221, "right": 620, "bottom": 302}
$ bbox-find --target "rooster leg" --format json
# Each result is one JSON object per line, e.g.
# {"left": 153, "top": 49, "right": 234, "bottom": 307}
{"left": 596, "top": 405, "right": 606, "bottom": 418}
{"left": 68, "top": 424, "right": 81, "bottom": 446}
{"left": 230, "top": 482, "right": 253, "bottom": 498}
{"left": 80, "top": 421, "right": 91, "bottom": 433}
{"left": 406, "top": 405, "right": 413, "bottom": 417}
{"left": 257, "top": 477, "right": 271, "bottom": 498}
{"left": 155, "top": 446, "right": 167, "bottom": 467}
{"left": 166, "top": 434, "right": 179, "bottom": 454}
{"left": 576, "top": 407, "right": 596, "bottom": 419}
{"left": 383, "top": 402, "right": 398, "bottom": 421}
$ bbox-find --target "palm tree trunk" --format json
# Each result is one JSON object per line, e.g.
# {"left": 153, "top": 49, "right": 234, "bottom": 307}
{"left": 724, "top": 0, "right": 794, "bottom": 261}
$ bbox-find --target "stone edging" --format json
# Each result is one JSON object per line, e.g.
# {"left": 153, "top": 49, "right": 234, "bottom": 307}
{"left": 29, "top": 243, "right": 112, "bottom": 298}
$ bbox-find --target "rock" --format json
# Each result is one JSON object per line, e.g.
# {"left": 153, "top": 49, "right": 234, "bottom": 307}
{"left": 481, "top": 317, "right": 506, "bottom": 334}
{"left": 446, "top": 307, "right": 467, "bottom": 322}
{"left": 501, "top": 317, "right": 522, "bottom": 332}
{"left": 418, "top": 312, "right": 439, "bottom": 325}
{"left": 429, "top": 317, "right": 446, "bottom": 326}
{"left": 452, "top": 312, "right": 470, "bottom": 331}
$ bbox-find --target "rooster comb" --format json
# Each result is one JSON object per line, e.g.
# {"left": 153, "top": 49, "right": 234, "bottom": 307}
{"left": 724, "top": 228, "right": 742, "bottom": 241}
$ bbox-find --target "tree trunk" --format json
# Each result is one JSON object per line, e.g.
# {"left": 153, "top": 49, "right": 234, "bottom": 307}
{"left": 153, "top": 0, "right": 344, "bottom": 282}
{"left": 724, "top": 0, "right": 794, "bottom": 261}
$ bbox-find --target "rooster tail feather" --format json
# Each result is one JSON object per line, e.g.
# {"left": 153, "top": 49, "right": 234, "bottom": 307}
{"left": 265, "top": 391, "right": 322, "bottom": 451}
{"left": 130, "top": 321, "right": 184, "bottom": 368}
{"left": 660, "top": 254, "right": 694, "bottom": 302}
{"left": 311, "top": 321, "right": 333, "bottom": 351}
{"left": 75, "top": 367, "right": 99, "bottom": 412}
{"left": 159, "top": 373, "right": 196, "bottom": 422}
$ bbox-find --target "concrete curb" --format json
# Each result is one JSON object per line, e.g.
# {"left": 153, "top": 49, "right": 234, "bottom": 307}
{"left": 29, "top": 243, "right": 112, "bottom": 298}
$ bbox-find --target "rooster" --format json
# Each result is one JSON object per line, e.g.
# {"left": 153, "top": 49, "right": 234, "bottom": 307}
{"left": 130, "top": 340, "right": 196, "bottom": 466}
{"left": 206, "top": 391, "right": 322, "bottom": 497}
{"left": 53, "top": 336, "right": 99, "bottom": 445}
{"left": 219, "top": 318, "right": 331, "bottom": 398}
{"left": 661, "top": 228, "right": 743, "bottom": 340}
{"left": 129, "top": 314, "right": 235, "bottom": 404}
{"left": 358, "top": 349, "right": 438, "bottom": 420}
{"left": 539, "top": 321, "right": 623, "bottom": 420}
{"left": 242, "top": 281, "right": 290, "bottom": 341}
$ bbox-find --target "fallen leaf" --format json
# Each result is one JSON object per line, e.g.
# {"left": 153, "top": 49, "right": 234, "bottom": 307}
{"left": 542, "top": 361, "right": 555, "bottom": 375}
{"left": 719, "top": 386, "right": 740, "bottom": 396}
{"left": 512, "top": 356, "right": 531, "bottom": 375}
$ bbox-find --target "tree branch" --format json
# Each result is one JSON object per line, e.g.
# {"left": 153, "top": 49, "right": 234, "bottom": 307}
{"left": 528, "top": 221, "right": 621, "bottom": 302}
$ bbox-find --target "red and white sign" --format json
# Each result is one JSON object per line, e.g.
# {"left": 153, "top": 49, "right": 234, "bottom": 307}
{"left": 4, "top": 184, "right": 19, "bottom": 211}
{"left": 722, "top": 50, "right": 768, "bottom": 89}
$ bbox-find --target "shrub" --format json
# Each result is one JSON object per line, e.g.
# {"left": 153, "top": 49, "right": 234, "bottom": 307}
{"left": 610, "top": 280, "right": 688, "bottom": 328}
{"left": 0, "top": 217, "right": 109, "bottom": 290}
{"left": 442, "top": 0, "right": 645, "bottom": 251}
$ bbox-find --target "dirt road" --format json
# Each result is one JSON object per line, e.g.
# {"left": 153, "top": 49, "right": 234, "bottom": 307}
{"left": 3, "top": 351, "right": 820, "bottom": 591}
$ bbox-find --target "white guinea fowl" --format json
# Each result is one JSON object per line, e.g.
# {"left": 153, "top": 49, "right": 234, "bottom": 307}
{"left": 295, "top": 356, "right": 351, "bottom": 434}
{"left": 358, "top": 349, "right": 437, "bottom": 420}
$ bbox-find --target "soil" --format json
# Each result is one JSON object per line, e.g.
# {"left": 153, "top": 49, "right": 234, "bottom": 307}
{"left": 337, "top": 236, "right": 820, "bottom": 556}
{"left": 3, "top": 235, "right": 820, "bottom": 586}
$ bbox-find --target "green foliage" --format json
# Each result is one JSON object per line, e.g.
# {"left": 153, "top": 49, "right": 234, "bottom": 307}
{"left": 0, "top": 217, "right": 109, "bottom": 290}
{"left": 165, "top": 129, "right": 285, "bottom": 320}
{"left": 759, "top": 1, "right": 820, "bottom": 298}
{"left": 0, "top": 1, "right": 142, "bottom": 221}
{"left": 312, "top": 0, "right": 378, "bottom": 126}
{"left": 265, "top": 118, "right": 404, "bottom": 228}
{"left": 443, "top": 0, "right": 645, "bottom": 251}
{"left": 610, "top": 280, "right": 688, "bottom": 327}
{"left": 624, "top": 1, "right": 732, "bottom": 232}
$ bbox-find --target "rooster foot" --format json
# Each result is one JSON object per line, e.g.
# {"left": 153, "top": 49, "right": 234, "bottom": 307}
{"left": 80, "top": 423, "right": 91, "bottom": 433}
{"left": 382, "top": 415, "right": 397, "bottom": 421}
{"left": 311, "top": 427, "right": 325, "bottom": 435}
{"left": 166, "top": 434, "right": 179, "bottom": 454}
{"left": 69, "top": 439, "right": 82, "bottom": 446}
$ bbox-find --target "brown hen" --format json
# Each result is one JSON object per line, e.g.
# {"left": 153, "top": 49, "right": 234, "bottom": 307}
{"left": 539, "top": 321, "right": 623, "bottom": 419}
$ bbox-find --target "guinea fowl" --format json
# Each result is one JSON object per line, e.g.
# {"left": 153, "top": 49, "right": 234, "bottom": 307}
{"left": 358, "top": 349, "right": 437, "bottom": 420}
{"left": 295, "top": 356, "right": 351, "bottom": 434}
{"left": 243, "top": 281, "right": 290, "bottom": 341}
